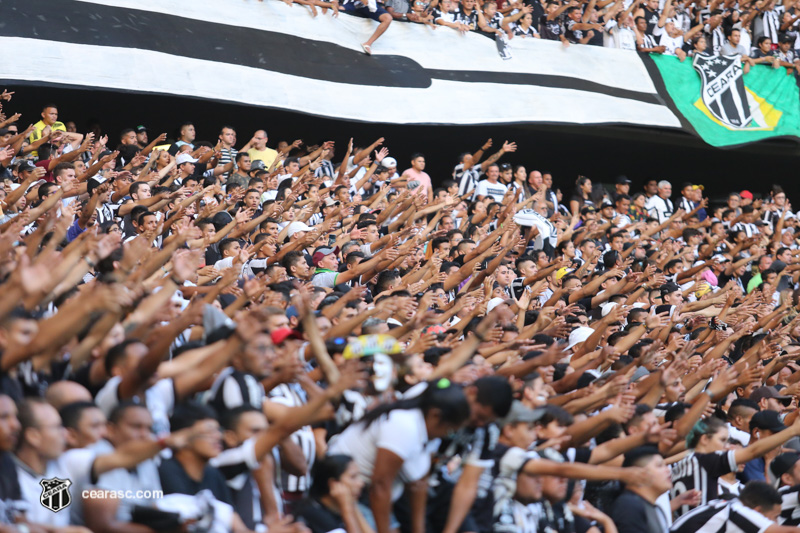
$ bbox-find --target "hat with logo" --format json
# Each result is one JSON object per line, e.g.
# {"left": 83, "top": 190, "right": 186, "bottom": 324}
{"left": 312, "top": 246, "right": 340, "bottom": 267}
{"left": 135, "top": 125, "right": 147, "bottom": 133}
{"left": 382, "top": 157, "right": 397, "bottom": 169}
{"left": 17, "top": 160, "right": 36, "bottom": 173}
{"left": 616, "top": 175, "right": 632, "bottom": 185}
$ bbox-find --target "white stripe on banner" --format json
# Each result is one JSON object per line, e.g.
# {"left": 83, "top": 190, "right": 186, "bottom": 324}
{"left": 74, "top": 0, "right": 659, "bottom": 96}
{"left": 1, "top": 0, "right": 683, "bottom": 129}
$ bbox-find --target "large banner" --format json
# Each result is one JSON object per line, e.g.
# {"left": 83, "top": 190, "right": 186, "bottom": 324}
{"left": 1, "top": 0, "right": 799, "bottom": 146}
{"left": 645, "top": 53, "right": 800, "bottom": 147}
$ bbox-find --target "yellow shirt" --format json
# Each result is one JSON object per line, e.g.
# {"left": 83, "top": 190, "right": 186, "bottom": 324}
{"left": 29, "top": 120, "right": 66, "bottom": 157}
{"left": 248, "top": 147, "right": 278, "bottom": 169}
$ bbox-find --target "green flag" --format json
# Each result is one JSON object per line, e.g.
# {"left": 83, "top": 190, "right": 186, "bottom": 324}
{"left": 646, "top": 53, "right": 800, "bottom": 147}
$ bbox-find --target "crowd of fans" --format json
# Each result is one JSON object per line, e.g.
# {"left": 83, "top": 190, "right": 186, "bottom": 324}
{"left": 285, "top": 0, "right": 800, "bottom": 64}
{"left": 2, "top": 91, "right": 800, "bottom": 533}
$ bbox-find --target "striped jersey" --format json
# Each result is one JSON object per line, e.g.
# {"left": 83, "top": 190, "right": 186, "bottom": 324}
{"left": 670, "top": 499, "right": 774, "bottom": 533}
{"left": 670, "top": 450, "right": 737, "bottom": 516}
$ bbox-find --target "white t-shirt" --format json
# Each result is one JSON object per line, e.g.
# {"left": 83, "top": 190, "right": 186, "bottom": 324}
{"left": 16, "top": 448, "right": 96, "bottom": 526}
{"left": 604, "top": 20, "right": 638, "bottom": 50}
{"left": 95, "top": 376, "right": 176, "bottom": 436}
{"left": 474, "top": 180, "right": 508, "bottom": 203}
{"left": 328, "top": 408, "right": 430, "bottom": 501}
{"left": 659, "top": 32, "right": 684, "bottom": 55}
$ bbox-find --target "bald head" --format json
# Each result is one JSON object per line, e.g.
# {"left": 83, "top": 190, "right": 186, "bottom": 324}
{"left": 45, "top": 381, "right": 92, "bottom": 410}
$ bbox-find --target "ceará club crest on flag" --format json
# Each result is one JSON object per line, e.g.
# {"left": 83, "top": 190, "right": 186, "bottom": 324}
{"left": 692, "top": 54, "right": 778, "bottom": 131}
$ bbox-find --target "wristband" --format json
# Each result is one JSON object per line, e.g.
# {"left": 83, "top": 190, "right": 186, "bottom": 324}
{"left": 706, "top": 389, "right": 716, "bottom": 402}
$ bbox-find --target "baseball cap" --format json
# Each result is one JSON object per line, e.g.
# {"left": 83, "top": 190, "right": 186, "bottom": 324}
{"left": 601, "top": 199, "right": 614, "bottom": 208}
{"left": 323, "top": 197, "right": 337, "bottom": 207}
{"left": 711, "top": 254, "right": 730, "bottom": 263}
{"left": 17, "top": 160, "right": 36, "bottom": 173}
{"left": 270, "top": 328, "right": 303, "bottom": 345}
{"left": 86, "top": 175, "right": 108, "bottom": 196}
{"left": 286, "top": 221, "right": 312, "bottom": 238}
{"left": 751, "top": 386, "right": 793, "bottom": 406}
{"left": 555, "top": 267, "right": 572, "bottom": 280}
{"left": 135, "top": 125, "right": 147, "bottom": 133}
{"left": 382, "top": 157, "right": 397, "bottom": 169}
{"left": 770, "top": 452, "right": 800, "bottom": 482}
{"left": 250, "top": 160, "right": 266, "bottom": 171}
{"left": 616, "top": 175, "right": 632, "bottom": 185}
{"left": 750, "top": 409, "right": 787, "bottom": 432}
{"left": 741, "top": 190, "right": 754, "bottom": 200}
{"left": 487, "top": 297, "right": 510, "bottom": 313}
{"left": 312, "top": 246, "right": 340, "bottom": 267}
{"left": 566, "top": 326, "right": 594, "bottom": 351}
{"left": 176, "top": 153, "right": 198, "bottom": 165}
{"left": 499, "top": 401, "right": 545, "bottom": 427}
{"left": 660, "top": 282, "right": 681, "bottom": 298}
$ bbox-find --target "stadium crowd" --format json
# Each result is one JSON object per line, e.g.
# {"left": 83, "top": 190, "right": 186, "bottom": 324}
{"left": 283, "top": 0, "right": 800, "bottom": 63}
{"left": 3, "top": 91, "right": 800, "bottom": 533}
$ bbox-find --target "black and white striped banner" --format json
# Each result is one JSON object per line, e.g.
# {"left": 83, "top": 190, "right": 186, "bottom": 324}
{"left": 0, "top": 0, "right": 681, "bottom": 129}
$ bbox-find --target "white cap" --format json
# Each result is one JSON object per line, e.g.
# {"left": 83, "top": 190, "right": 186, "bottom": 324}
{"left": 286, "top": 221, "right": 312, "bottom": 238}
{"left": 487, "top": 297, "right": 507, "bottom": 313}
{"left": 176, "top": 153, "right": 198, "bottom": 165}
{"left": 600, "top": 302, "right": 617, "bottom": 318}
{"left": 382, "top": 157, "right": 397, "bottom": 169}
{"left": 565, "top": 326, "right": 595, "bottom": 351}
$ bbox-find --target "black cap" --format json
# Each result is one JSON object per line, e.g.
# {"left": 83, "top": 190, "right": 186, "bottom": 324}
{"left": 499, "top": 162, "right": 512, "bottom": 171}
{"left": 135, "top": 125, "right": 147, "bottom": 133}
{"left": 616, "top": 175, "right": 632, "bottom": 185}
{"left": 17, "top": 160, "right": 36, "bottom": 173}
{"left": 771, "top": 452, "right": 800, "bottom": 482}
{"left": 660, "top": 282, "right": 681, "bottom": 297}
{"left": 750, "top": 410, "right": 787, "bottom": 433}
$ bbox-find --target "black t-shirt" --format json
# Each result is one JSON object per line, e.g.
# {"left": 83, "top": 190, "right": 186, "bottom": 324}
{"left": 586, "top": 24, "right": 603, "bottom": 46}
{"left": 524, "top": 0, "right": 546, "bottom": 24}
{"left": 295, "top": 498, "right": 347, "bottom": 533}
{"left": 565, "top": 18, "right": 586, "bottom": 43}
{"left": 610, "top": 490, "right": 669, "bottom": 533}
{"left": 642, "top": 7, "right": 660, "bottom": 35}
{"left": 0, "top": 451, "right": 21, "bottom": 524}
{"left": 540, "top": 16, "right": 564, "bottom": 40}
{"left": 158, "top": 457, "right": 233, "bottom": 505}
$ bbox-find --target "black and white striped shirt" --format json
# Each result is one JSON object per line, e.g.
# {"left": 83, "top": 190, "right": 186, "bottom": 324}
{"left": 269, "top": 383, "right": 316, "bottom": 493}
{"left": 670, "top": 499, "right": 775, "bottom": 533}
{"left": 204, "top": 367, "right": 265, "bottom": 413}
{"left": 670, "top": 450, "right": 737, "bottom": 516}
{"left": 779, "top": 484, "right": 800, "bottom": 526}
{"left": 455, "top": 163, "right": 481, "bottom": 197}
{"left": 759, "top": 6, "right": 784, "bottom": 44}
